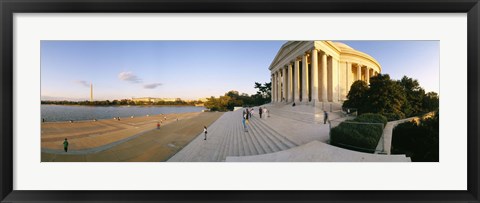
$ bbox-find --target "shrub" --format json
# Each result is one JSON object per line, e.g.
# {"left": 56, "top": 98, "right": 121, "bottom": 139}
{"left": 382, "top": 112, "right": 403, "bottom": 121}
{"left": 354, "top": 113, "right": 387, "bottom": 126}
{"left": 330, "top": 113, "right": 386, "bottom": 153}
{"left": 391, "top": 111, "right": 439, "bottom": 162}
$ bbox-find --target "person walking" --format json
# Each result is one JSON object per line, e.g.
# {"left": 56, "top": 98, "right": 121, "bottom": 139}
{"left": 259, "top": 107, "right": 263, "bottom": 118}
{"left": 203, "top": 126, "right": 208, "bottom": 140}
{"left": 63, "top": 138, "right": 69, "bottom": 152}
{"left": 324, "top": 111, "right": 329, "bottom": 124}
{"left": 242, "top": 113, "right": 247, "bottom": 132}
{"left": 157, "top": 122, "right": 160, "bottom": 129}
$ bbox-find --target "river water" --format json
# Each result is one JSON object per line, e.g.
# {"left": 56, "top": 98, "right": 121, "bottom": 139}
{"left": 41, "top": 105, "right": 206, "bottom": 122}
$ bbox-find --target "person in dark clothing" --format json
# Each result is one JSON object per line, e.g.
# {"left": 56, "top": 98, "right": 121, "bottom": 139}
{"left": 259, "top": 107, "right": 263, "bottom": 118}
{"left": 203, "top": 126, "right": 208, "bottom": 140}
{"left": 63, "top": 138, "right": 69, "bottom": 152}
{"left": 324, "top": 111, "right": 329, "bottom": 124}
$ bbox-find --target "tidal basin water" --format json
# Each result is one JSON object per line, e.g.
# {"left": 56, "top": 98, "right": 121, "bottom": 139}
{"left": 41, "top": 105, "right": 206, "bottom": 122}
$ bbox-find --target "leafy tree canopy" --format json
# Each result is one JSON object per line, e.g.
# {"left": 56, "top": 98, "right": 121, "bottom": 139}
{"left": 343, "top": 74, "right": 438, "bottom": 121}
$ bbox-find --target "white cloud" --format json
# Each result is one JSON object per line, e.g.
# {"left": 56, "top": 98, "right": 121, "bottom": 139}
{"left": 143, "top": 83, "right": 163, "bottom": 89}
{"left": 118, "top": 71, "right": 142, "bottom": 83}
{"left": 74, "top": 80, "right": 90, "bottom": 88}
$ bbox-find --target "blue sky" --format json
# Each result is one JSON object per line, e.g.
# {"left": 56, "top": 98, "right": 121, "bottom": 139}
{"left": 339, "top": 40, "right": 439, "bottom": 94}
{"left": 41, "top": 40, "right": 439, "bottom": 101}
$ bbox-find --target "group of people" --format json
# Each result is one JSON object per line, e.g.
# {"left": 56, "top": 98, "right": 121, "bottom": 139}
{"left": 242, "top": 108, "right": 251, "bottom": 132}
{"left": 258, "top": 107, "right": 269, "bottom": 119}
{"left": 242, "top": 107, "right": 270, "bottom": 132}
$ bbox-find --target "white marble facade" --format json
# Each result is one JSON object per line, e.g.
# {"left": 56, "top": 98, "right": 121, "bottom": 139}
{"left": 270, "top": 41, "right": 381, "bottom": 104}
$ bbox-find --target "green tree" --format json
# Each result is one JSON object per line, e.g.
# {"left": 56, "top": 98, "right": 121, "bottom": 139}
{"left": 342, "top": 80, "right": 369, "bottom": 114}
{"left": 391, "top": 111, "right": 439, "bottom": 161}
{"left": 225, "top": 91, "right": 243, "bottom": 110}
{"left": 204, "top": 96, "right": 220, "bottom": 111}
{"left": 204, "top": 95, "right": 232, "bottom": 111}
{"left": 253, "top": 82, "right": 272, "bottom": 105}
{"left": 423, "top": 91, "right": 439, "bottom": 112}
{"left": 398, "top": 76, "right": 425, "bottom": 117}
{"left": 366, "top": 74, "right": 406, "bottom": 120}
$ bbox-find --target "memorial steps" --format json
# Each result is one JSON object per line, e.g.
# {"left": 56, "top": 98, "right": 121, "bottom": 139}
{"left": 268, "top": 107, "right": 316, "bottom": 124}
{"left": 167, "top": 109, "right": 299, "bottom": 162}
{"left": 226, "top": 140, "right": 411, "bottom": 162}
{"left": 263, "top": 103, "right": 345, "bottom": 125}
{"left": 168, "top": 104, "right": 411, "bottom": 162}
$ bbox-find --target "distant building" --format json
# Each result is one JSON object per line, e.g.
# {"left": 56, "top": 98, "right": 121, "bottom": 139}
{"left": 198, "top": 98, "right": 209, "bottom": 102}
{"left": 131, "top": 97, "right": 181, "bottom": 103}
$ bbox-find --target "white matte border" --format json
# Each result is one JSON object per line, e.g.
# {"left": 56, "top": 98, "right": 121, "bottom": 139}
{"left": 14, "top": 13, "right": 467, "bottom": 190}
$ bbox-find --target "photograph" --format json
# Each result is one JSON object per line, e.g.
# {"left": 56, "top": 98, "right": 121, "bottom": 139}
{"left": 40, "top": 40, "right": 439, "bottom": 162}
{"left": 2, "top": 0, "right": 477, "bottom": 201}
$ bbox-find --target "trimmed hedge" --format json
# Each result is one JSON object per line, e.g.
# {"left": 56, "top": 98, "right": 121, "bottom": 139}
{"left": 382, "top": 112, "right": 404, "bottom": 122}
{"left": 330, "top": 113, "right": 387, "bottom": 153}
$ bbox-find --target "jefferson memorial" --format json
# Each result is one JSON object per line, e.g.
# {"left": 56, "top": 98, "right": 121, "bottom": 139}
{"left": 270, "top": 41, "right": 381, "bottom": 104}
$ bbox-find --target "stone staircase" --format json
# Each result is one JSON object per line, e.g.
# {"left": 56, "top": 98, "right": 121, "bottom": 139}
{"left": 226, "top": 140, "right": 411, "bottom": 162}
{"left": 264, "top": 103, "right": 345, "bottom": 124}
{"left": 267, "top": 107, "right": 316, "bottom": 124}
{"left": 168, "top": 106, "right": 411, "bottom": 162}
{"left": 167, "top": 109, "right": 298, "bottom": 162}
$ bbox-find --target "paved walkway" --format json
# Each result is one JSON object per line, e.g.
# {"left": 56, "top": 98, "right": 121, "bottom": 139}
{"left": 375, "top": 117, "right": 419, "bottom": 154}
{"left": 227, "top": 140, "right": 410, "bottom": 162}
{"left": 42, "top": 112, "right": 199, "bottom": 151}
{"left": 41, "top": 112, "right": 223, "bottom": 162}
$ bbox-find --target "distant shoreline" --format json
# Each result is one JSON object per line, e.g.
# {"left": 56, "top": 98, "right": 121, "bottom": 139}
{"left": 41, "top": 103, "right": 197, "bottom": 107}
{"left": 40, "top": 110, "right": 210, "bottom": 124}
{"left": 41, "top": 105, "right": 207, "bottom": 123}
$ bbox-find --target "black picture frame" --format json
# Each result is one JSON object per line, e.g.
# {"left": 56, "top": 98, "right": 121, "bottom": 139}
{"left": 1, "top": 0, "right": 479, "bottom": 202}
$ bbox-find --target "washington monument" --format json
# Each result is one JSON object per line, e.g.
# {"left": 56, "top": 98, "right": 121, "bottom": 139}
{"left": 90, "top": 83, "right": 93, "bottom": 102}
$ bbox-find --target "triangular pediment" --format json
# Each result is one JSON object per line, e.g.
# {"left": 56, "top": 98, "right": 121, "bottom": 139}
{"left": 269, "top": 41, "right": 306, "bottom": 70}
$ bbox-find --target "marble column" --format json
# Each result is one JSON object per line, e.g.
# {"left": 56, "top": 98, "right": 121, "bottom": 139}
{"left": 282, "top": 67, "right": 287, "bottom": 102}
{"left": 301, "top": 54, "right": 308, "bottom": 102}
{"left": 321, "top": 53, "right": 328, "bottom": 102}
{"left": 288, "top": 63, "right": 293, "bottom": 103}
{"left": 277, "top": 71, "right": 281, "bottom": 102}
{"left": 366, "top": 67, "right": 370, "bottom": 84}
{"left": 294, "top": 59, "right": 300, "bottom": 103}
{"left": 357, "top": 64, "right": 362, "bottom": 81}
{"left": 276, "top": 72, "right": 280, "bottom": 102}
{"left": 332, "top": 58, "right": 339, "bottom": 102}
{"left": 346, "top": 62, "right": 351, "bottom": 92}
{"left": 271, "top": 74, "right": 275, "bottom": 102}
{"left": 311, "top": 49, "right": 319, "bottom": 103}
